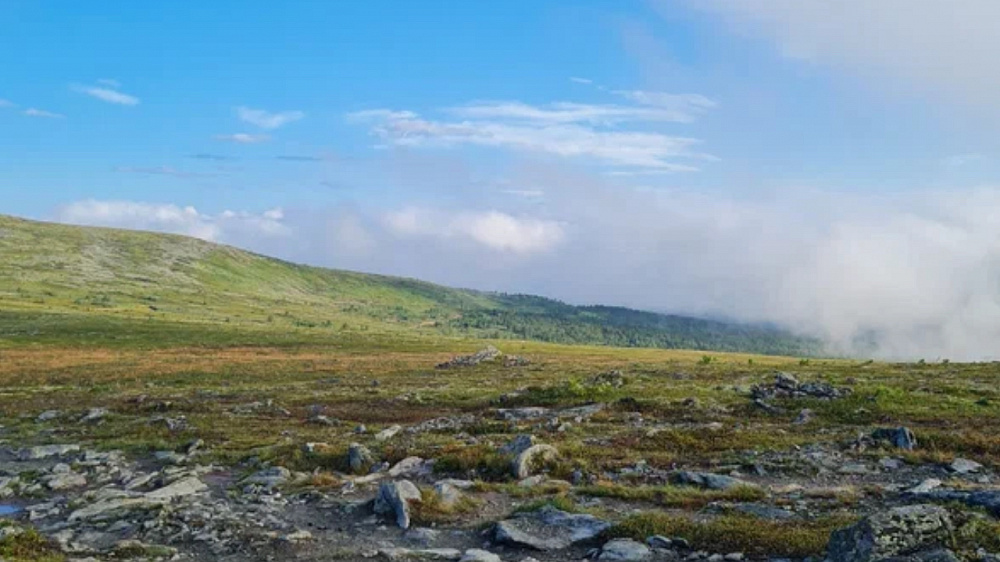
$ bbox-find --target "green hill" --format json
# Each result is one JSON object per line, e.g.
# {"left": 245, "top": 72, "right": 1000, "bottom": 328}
{"left": 0, "top": 214, "right": 820, "bottom": 355}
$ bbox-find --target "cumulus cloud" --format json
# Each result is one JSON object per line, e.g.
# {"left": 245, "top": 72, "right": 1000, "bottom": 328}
{"left": 73, "top": 84, "right": 139, "bottom": 106}
{"left": 383, "top": 208, "right": 565, "bottom": 255}
{"left": 236, "top": 106, "right": 304, "bottom": 129}
{"left": 214, "top": 133, "right": 269, "bottom": 143}
{"left": 55, "top": 200, "right": 290, "bottom": 243}
{"left": 23, "top": 108, "right": 64, "bottom": 118}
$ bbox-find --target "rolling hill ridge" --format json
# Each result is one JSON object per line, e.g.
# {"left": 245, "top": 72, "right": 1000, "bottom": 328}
{"left": 0, "top": 214, "right": 819, "bottom": 355}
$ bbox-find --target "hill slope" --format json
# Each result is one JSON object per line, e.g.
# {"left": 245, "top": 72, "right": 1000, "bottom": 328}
{"left": 0, "top": 214, "right": 820, "bottom": 355}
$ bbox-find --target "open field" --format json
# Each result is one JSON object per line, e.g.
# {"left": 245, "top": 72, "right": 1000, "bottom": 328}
{"left": 3, "top": 335, "right": 1000, "bottom": 561}
{"left": 1, "top": 217, "right": 997, "bottom": 561}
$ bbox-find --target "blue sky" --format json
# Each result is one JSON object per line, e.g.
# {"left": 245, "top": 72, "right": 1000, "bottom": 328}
{"left": 5, "top": 1, "right": 1000, "bottom": 358}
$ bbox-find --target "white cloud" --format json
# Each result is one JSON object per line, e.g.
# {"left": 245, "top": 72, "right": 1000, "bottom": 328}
{"left": 214, "top": 133, "right": 270, "bottom": 144}
{"left": 383, "top": 208, "right": 565, "bottom": 255}
{"left": 450, "top": 99, "right": 709, "bottom": 125}
{"left": 72, "top": 84, "right": 139, "bottom": 106}
{"left": 570, "top": 77, "right": 593, "bottom": 84}
{"left": 349, "top": 108, "right": 709, "bottom": 170}
{"left": 684, "top": 0, "right": 1000, "bottom": 111}
{"left": 236, "top": 106, "right": 304, "bottom": 129}
{"left": 55, "top": 200, "right": 289, "bottom": 242}
{"left": 612, "top": 90, "right": 716, "bottom": 111}
{"left": 23, "top": 108, "right": 64, "bottom": 118}
{"left": 0, "top": 99, "right": 13, "bottom": 108}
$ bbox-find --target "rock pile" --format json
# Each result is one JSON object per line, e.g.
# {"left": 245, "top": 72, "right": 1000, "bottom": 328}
{"left": 436, "top": 345, "right": 502, "bottom": 369}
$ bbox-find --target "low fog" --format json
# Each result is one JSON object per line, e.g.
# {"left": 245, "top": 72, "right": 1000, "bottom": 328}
{"left": 56, "top": 172, "right": 1000, "bottom": 361}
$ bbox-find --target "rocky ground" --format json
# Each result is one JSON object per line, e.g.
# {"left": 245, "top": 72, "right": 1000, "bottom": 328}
{"left": 3, "top": 347, "right": 1000, "bottom": 561}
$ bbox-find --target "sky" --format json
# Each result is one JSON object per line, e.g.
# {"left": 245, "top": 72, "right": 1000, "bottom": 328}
{"left": 5, "top": 1, "right": 1000, "bottom": 359}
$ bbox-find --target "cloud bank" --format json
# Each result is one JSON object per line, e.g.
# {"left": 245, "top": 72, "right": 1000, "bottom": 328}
{"left": 53, "top": 179, "right": 1000, "bottom": 361}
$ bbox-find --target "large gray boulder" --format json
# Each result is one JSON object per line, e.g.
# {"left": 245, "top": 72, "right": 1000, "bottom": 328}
{"left": 493, "top": 506, "right": 610, "bottom": 551}
{"left": 826, "top": 504, "right": 953, "bottom": 562}
{"left": 375, "top": 480, "right": 423, "bottom": 529}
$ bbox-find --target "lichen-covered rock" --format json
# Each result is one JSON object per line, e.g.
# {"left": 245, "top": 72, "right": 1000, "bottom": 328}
{"left": 512, "top": 444, "right": 559, "bottom": 479}
{"left": 826, "top": 504, "right": 953, "bottom": 562}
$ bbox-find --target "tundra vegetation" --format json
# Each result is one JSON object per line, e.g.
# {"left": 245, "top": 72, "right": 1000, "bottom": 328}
{"left": 0, "top": 216, "right": 998, "bottom": 561}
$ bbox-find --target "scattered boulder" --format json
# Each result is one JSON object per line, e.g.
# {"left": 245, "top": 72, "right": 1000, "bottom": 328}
{"left": 348, "top": 443, "right": 376, "bottom": 474}
{"left": 599, "top": 538, "right": 652, "bottom": 561}
{"left": 826, "top": 504, "right": 954, "bottom": 562}
{"left": 731, "top": 503, "right": 795, "bottom": 520}
{"left": 243, "top": 466, "right": 290, "bottom": 490}
{"left": 871, "top": 427, "right": 918, "bottom": 451}
{"left": 793, "top": 408, "right": 815, "bottom": 425}
{"left": 498, "top": 407, "right": 551, "bottom": 421}
{"left": 460, "top": 550, "right": 502, "bottom": 562}
{"left": 504, "top": 355, "right": 531, "bottom": 367}
{"left": 502, "top": 434, "right": 537, "bottom": 455}
{"left": 307, "top": 414, "right": 338, "bottom": 426}
{"left": 433, "top": 481, "right": 465, "bottom": 509}
{"left": 751, "top": 372, "right": 849, "bottom": 401}
{"left": 671, "top": 471, "right": 756, "bottom": 491}
{"left": 493, "top": 506, "right": 610, "bottom": 551}
{"left": 36, "top": 410, "right": 61, "bottom": 423}
{"left": 145, "top": 476, "right": 208, "bottom": 500}
{"left": 436, "top": 346, "right": 502, "bottom": 369}
{"left": 19, "top": 444, "right": 80, "bottom": 460}
{"left": 390, "top": 456, "right": 430, "bottom": 478}
{"left": 590, "top": 370, "right": 627, "bottom": 388}
{"left": 375, "top": 480, "right": 423, "bottom": 529}
{"left": 46, "top": 472, "right": 87, "bottom": 491}
{"left": 906, "top": 479, "right": 943, "bottom": 495}
{"left": 646, "top": 536, "right": 673, "bottom": 549}
{"left": 79, "top": 407, "right": 109, "bottom": 424}
{"left": 376, "top": 425, "right": 403, "bottom": 442}
{"left": 380, "top": 548, "right": 463, "bottom": 561}
{"left": 512, "top": 444, "right": 559, "bottom": 479}
{"left": 948, "top": 458, "right": 982, "bottom": 474}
